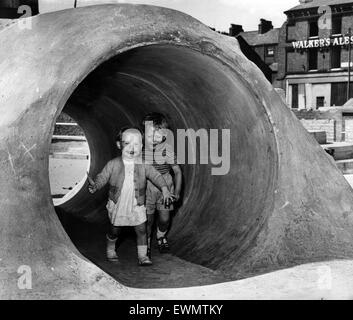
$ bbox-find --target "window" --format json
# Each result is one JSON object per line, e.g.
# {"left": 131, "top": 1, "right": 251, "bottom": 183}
{"left": 292, "top": 84, "right": 299, "bottom": 109}
{"left": 266, "top": 46, "right": 274, "bottom": 57}
{"left": 331, "top": 83, "right": 353, "bottom": 106}
{"left": 332, "top": 82, "right": 349, "bottom": 106}
{"left": 332, "top": 15, "right": 342, "bottom": 35}
{"left": 309, "top": 19, "right": 319, "bottom": 37}
{"left": 287, "top": 24, "right": 296, "bottom": 42}
{"left": 331, "top": 46, "right": 341, "bottom": 69}
{"left": 308, "top": 48, "right": 318, "bottom": 70}
{"left": 316, "top": 96, "right": 325, "bottom": 108}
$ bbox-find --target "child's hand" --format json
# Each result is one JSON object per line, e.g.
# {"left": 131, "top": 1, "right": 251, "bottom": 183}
{"left": 173, "top": 193, "right": 180, "bottom": 202}
{"left": 161, "top": 187, "right": 176, "bottom": 206}
{"left": 87, "top": 173, "right": 97, "bottom": 194}
{"left": 88, "top": 184, "right": 98, "bottom": 194}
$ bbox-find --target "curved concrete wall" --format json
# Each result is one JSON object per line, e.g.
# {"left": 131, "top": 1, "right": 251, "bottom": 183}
{"left": 1, "top": 4, "right": 353, "bottom": 298}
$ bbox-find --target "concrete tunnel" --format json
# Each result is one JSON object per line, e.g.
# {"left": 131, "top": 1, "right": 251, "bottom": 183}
{"left": 2, "top": 4, "right": 353, "bottom": 299}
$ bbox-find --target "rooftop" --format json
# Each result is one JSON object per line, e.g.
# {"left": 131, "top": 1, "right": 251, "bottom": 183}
{"left": 239, "top": 28, "right": 280, "bottom": 46}
{"left": 286, "top": 0, "right": 353, "bottom": 12}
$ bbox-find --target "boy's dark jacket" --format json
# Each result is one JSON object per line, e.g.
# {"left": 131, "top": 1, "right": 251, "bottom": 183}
{"left": 94, "top": 156, "right": 167, "bottom": 205}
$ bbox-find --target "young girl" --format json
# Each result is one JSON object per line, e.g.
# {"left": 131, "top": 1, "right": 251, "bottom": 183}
{"left": 88, "top": 127, "right": 175, "bottom": 266}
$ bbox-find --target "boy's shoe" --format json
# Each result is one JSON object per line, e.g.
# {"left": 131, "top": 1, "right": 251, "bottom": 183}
{"left": 106, "top": 236, "right": 119, "bottom": 262}
{"left": 138, "top": 256, "right": 153, "bottom": 267}
{"left": 157, "top": 236, "right": 170, "bottom": 253}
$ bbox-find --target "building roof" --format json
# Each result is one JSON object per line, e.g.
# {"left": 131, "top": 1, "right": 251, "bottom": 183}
{"left": 239, "top": 28, "right": 279, "bottom": 46}
{"left": 287, "top": 0, "right": 353, "bottom": 12}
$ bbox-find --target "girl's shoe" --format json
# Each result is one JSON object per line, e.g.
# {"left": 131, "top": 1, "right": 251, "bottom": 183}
{"left": 106, "top": 235, "right": 119, "bottom": 262}
{"left": 138, "top": 256, "right": 153, "bottom": 266}
{"left": 107, "top": 255, "right": 119, "bottom": 263}
{"left": 157, "top": 236, "right": 170, "bottom": 253}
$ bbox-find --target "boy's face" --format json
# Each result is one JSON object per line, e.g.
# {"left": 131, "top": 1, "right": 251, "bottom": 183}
{"left": 145, "top": 125, "right": 166, "bottom": 147}
{"left": 119, "top": 129, "right": 143, "bottom": 160}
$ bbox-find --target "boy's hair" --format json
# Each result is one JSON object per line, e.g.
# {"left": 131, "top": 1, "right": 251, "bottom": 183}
{"left": 115, "top": 126, "right": 142, "bottom": 143}
{"left": 142, "top": 112, "right": 169, "bottom": 129}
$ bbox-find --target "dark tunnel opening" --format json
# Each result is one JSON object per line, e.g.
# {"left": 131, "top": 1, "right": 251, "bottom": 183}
{"left": 51, "top": 44, "right": 278, "bottom": 288}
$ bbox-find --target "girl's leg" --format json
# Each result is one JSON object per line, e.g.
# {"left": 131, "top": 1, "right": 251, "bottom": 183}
{"left": 134, "top": 223, "right": 152, "bottom": 266}
{"left": 108, "top": 225, "right": 123, "bottom": 240}
{"left": 106, "top": 225, "right": 122, "bottom": 262}
{"left": 156, "top": 210, "right": 171, "bottom": 253}
{"left": 134, "top": 222, "right": 147, "bottom": 246}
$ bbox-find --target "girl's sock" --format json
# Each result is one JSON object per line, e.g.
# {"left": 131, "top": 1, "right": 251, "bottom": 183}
{"left": 106, "top": 235, "right": 118, "bottom": 260}
{"left": 156, "top": 227, "right": 167, "bottom": 240}
{"left": 137, "top": 245, "right": 148, "bottom": 259}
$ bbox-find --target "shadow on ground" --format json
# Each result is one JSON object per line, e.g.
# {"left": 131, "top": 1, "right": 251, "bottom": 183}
{"left": 55, "top": 209, "right": 231, "bottom": 289}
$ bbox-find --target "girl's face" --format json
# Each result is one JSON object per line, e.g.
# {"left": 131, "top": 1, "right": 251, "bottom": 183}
{"left": 119, "top": 130, "right": 143, "bottom": 160}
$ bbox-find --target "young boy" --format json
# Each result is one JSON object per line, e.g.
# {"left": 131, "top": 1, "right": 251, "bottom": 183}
{"left": 88, "top": 127, "right": 175, "bottom": 266}
{"left": 142, "top": 113, "right": 182, "bottom": 257}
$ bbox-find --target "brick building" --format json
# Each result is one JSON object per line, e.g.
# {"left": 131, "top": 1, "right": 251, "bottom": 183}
{"left": 278, "top": 0, "right": 353, "bottom": 110}
{"left": 229, "top": 19, "right": 280, "bottom": 85}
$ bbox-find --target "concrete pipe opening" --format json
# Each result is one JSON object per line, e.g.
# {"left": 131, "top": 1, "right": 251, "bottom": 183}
{"left": 52, "top": 43, "right": 278, "bottom": 287}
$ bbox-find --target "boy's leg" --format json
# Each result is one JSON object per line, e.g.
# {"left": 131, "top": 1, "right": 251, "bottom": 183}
{"left": 106, "top": 225, "right": 122, "bottom": 262}
{"left": 156, "top": 209, "right": 171, "bottom": 253}
{"left": 134, "top": 223, "right": 152, "bottom": 266}
{"left": 146, "top": 180, "right": 157, "bottom": 258}
{"left": 156, "top": 172, "right": 174, "bottom": 253}
{"left": 146, "top": 213, "right": 155, "bottom": 259}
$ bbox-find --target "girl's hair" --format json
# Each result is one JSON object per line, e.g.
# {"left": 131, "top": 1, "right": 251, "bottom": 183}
{"left": 115, "top": 126, "right": 142, "bottom": 143}
{"left": 142, "top": 112, "right": 169, "bottom": 129}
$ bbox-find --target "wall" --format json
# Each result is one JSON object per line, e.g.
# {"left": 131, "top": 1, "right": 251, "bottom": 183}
{"left": 300, "top": 119, "right": 335, "bottom": 142}
{"left": 341, "top": 15, "right": 353, "bottom": 66}
{"left": 311, "top": 83, "right": 331, "bottom": 108}
{"left": 280, "top": 10, "right": 353, "bottom": 77}
{"left": 292, "top": 108, "right": 347, "bottom": 142}
{"left": 287, "top": 50, "right": 307, "bottom": 73}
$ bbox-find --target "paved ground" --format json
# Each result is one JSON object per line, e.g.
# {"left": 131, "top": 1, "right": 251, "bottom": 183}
{"left": 49, "top": 158, "right": 88, "bottom": 198}
{"left": 59, "top": 213, "right": 231, "bottom": 289}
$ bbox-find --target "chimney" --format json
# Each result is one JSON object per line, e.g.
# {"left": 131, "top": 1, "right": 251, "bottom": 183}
{"left": 229, "top": 24, "right": 244, "bottom": 37}
{"left": 258, "top": 19, "right": 273, "bottom": 34}
{"left": 299, "top": 0, "right": 313, "bottom": 3}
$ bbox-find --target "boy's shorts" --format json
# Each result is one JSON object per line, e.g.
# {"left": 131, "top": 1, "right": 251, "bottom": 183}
{"left": 146, "top": 172, "right": 174, "bottom": 214}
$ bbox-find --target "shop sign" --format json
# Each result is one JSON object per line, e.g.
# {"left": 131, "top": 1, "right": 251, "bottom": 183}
{"left": 292, "top": 36, "right": 353, "bottom": 49}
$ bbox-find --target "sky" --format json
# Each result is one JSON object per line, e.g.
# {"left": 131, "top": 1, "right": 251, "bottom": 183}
{"left": 39, "top": 0, "right": 300, "bottom": 32}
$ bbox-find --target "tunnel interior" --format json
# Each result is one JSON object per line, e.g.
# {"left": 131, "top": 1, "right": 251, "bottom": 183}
{"left": 53, "top": 44, "right": 278, "bottom": 287}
